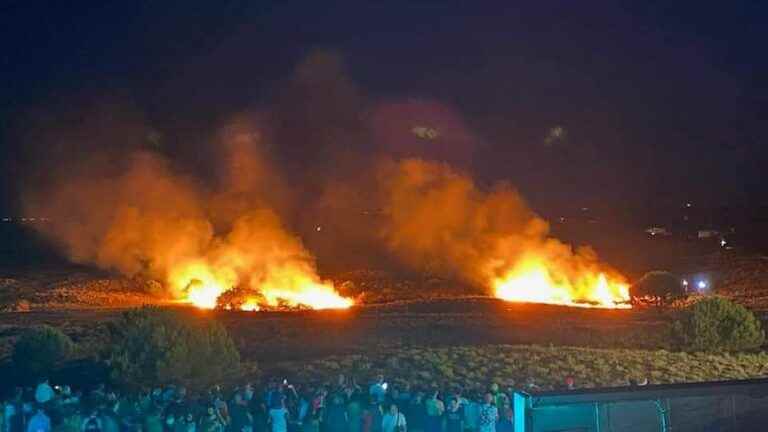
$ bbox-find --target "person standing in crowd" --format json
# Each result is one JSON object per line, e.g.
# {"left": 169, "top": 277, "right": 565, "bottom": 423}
{"left": 184, "top": 413, "right": 196, "bottom": 432}
{"left": 495, "top": 408, "right": 513, "bottom": 432}
{"left": 230, "top": 393, "right": 254, "bottom": 432}
{"left": 477, "top": 394, "right": 497, "bottom": 432}
{"left": 163, "top": 413, "right": 177, "bottom": 432}
{"left": 423, "top": 390, "right": 444, "bottom": 432}
{"left": 60, "top": 406, "right": 82, "bottom": 432}
{"left": 462, "top": 393, "right": 479, "bottom": 432}
{"left": 443, "top": 399, "right": 462, "bottom": 432}
{"left": 34, "top": 380, "right": 54, "bottom": 406}
{"left": 381, "top": 404, "right": 406, "bottom": 432}
{"left": 394, "top": 385, "right": 411, "bottom": 414}
{"left": 301, "top": 408, "right": 320, "bottom": 432}
{"left": 82, "top": 409, "right": 103, "bottom": 432}
{"left": 324, "top": 394, "right": 348, "bottom": 432}
{"left": 199, "top": 406, "right": 224, "bottom": 432}
{"left": 268, "top": 398, "right": 289, "bottom": 432}
{"left": 4, "top": 389, "right": 23, "bottom": 432}
{"left": 251, "top": 402, "right": 269, "bottom": 432}
{"left": 405, "top": 392, "right": 424, "bottom": 432}
{"left": 211, "top": 388, "right": 230, "bottom": 429}
{"left": 370, "top": 399, "right": 383, "bottom": 432}
{"left": 143, "top": 406, "right": 163, "bottom": 432}
{"left": 100, "top": 405, "right": 120, "bottom": 432}
{"left": 26, "top": 407, "right": 50, "bottom": 432}
{"left": 369, "top": 376, "right": 387, "bottom": 405}
{"left": 360, "top": 402, "right": 374, "bottom": 432}
{"left": 488, "top": 385, "right": 504, "bottom": 413}
{"left": 347, "top": 394, "right": 363, "bottom": 432}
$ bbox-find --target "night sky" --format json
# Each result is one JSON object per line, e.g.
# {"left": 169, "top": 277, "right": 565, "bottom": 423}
{"left": 1, "top": 1, "right": 766, "bottom": 222}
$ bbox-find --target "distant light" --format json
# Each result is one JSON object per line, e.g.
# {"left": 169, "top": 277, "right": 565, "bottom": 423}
{"left": 720, "top": 239, "right": 727, "bottom": 247}
{"left": 315, "top": 225, "right": 322, "bottom": 232}
{"left": 685, "top": 202, "right": 692, "bottom": 208}
{"left": 697, "top": 280, "right": 707, "bottom": 290}
{"left": 682, "top": 279, "right": 689, "bottom": 287}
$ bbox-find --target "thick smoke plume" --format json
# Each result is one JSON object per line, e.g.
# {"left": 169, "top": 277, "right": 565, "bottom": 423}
{"left": 23, "top": 120, "right": 347, "bottom": 308}
{"left": 375, "top": 158, "right": 628, "bottom": 302}
{"left": 19, "top": 51, "right": 628, "bottom": 307}
{"left": 25, "top": 152, "right": 212, "bottom": 283}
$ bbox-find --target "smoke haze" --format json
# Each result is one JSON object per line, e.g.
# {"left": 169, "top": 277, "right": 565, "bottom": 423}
{"left": 18, "top": 51, "right": 626, "bottom": 305}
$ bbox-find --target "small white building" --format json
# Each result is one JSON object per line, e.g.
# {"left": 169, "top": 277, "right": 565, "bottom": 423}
{"left": 645, "top": 226, "right": 670, "bottom": 237}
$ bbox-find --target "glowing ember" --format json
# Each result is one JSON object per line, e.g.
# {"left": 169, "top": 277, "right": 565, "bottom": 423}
{"left": 493, "top": 256, "right": 630, "bottom": 309}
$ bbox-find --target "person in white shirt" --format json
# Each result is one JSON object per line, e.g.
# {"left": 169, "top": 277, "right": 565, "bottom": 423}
{"left": 381, "top": 404, "right": 407, "bottom": 432}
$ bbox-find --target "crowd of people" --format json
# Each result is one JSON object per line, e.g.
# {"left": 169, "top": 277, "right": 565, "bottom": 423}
{"left": 1, "top": 374, "right": 519, "bottom": 432}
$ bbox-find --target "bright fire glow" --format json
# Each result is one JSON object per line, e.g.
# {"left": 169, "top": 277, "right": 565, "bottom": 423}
{"left": 254, "top": 266, "right": 355, "bottom": 309}
{"left": 493, "top": 256, "right": 630, "bottom": 309}
{"left": 169, "top": 260, "right": 353, "bottom": 311}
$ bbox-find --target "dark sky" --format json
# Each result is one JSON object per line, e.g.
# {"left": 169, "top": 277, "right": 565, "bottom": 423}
{"left": 1, "top": 1, "right": 766, "bottom": 220}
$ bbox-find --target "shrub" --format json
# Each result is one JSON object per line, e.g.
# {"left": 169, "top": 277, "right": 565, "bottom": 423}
{"left": 12, "top": 325, "right": 75, "bottom": 379}
{"left": 105, "top": 307, "right": 241, "bottom": 391}
{"left": 672, "top": 297, "right": 765, "bottom": 352}
{"left": 631, "top": 271, "right": 684, "bottom": 306}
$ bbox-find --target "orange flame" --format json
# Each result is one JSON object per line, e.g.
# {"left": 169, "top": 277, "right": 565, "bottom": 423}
{"left": 492, "top": 255, "right": 630, "bottom": 308}
{"left": 169, "top": 260, "right": 353, "bottom": 311}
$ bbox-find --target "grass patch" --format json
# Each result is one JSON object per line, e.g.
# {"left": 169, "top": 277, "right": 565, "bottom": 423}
{"left": 274, "top": 344, "right": 768, "bottom": 391}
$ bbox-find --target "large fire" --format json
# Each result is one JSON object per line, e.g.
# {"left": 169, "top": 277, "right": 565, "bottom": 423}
{"left": 492, "top": 255, "right": 630, "bottom": 308}
{"left": 169, "top": 260, "right": 353, "bottom": 311}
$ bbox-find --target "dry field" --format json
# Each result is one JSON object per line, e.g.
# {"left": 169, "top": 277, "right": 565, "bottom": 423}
{"left": 0, "top": 297, "right": 670, "bottom": 363}
{"left": 3, "top": 264, "right": 768, "bottom": 390}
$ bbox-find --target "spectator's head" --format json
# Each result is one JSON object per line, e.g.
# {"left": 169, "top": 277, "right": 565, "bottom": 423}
{"left": 389, "top": 404, "right": 398, "bottom": 415}
{"left": 449, "top": 398, "right": 459, "bottom": 409}
{"left": 483, "top": 393, "right": 493, "bottom": 404}
{"left": 490, "top": 383, "right": 499, "bottom": 394}
{"left": 565, "top": 377, "right": 575, "bottom": 390}
{"left": 206, "top": 406, "right": 216, "bottom": 417}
